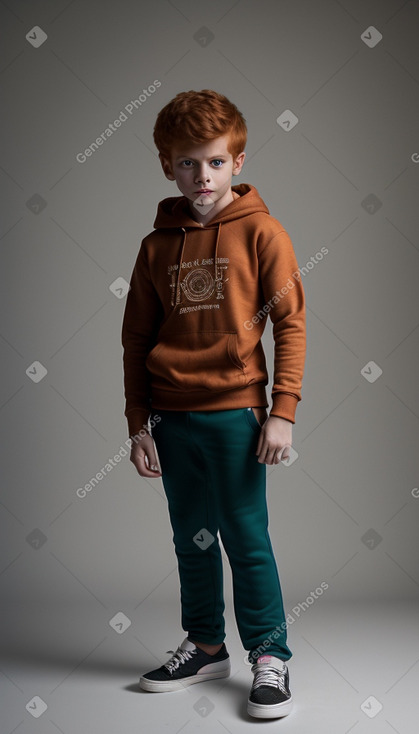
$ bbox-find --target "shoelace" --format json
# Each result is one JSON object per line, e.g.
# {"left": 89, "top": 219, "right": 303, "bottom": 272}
{"left": 164, "top": 647, "right": 195, "bottom": 674}
{"left": 252, "top": 665, "right": 288, "bottom": 695}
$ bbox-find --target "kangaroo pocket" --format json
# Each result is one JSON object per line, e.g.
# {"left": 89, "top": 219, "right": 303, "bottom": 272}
{"left": 145, "top": 330, "right": 248, "bottom": 392}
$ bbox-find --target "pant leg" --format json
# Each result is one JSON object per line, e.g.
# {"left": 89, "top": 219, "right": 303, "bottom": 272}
{"left": 151, "top": 410, "right": 226, "bottom": 644}
{"left": 187, "top": 408, "right": 292, "bottom": 663}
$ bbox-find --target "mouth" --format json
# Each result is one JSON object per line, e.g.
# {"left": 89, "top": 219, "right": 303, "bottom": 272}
{"left": 195, "top": 189, "right": 213, "bottom": 194}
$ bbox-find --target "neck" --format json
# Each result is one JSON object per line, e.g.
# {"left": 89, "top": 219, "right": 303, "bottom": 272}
{"left": 188, "top": 188, "right": 239, "bottom": 225}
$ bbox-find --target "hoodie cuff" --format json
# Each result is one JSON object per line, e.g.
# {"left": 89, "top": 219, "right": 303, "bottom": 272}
{"left": 125, "top": 409, "right": 152, "bottom": 439}
{"left": 270, "top": 393, "right": 299, "bottom": 424}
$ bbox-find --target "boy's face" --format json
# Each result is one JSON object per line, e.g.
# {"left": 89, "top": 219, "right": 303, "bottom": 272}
{"left": 159, "top": 134, "right": 246, "bottom": 223}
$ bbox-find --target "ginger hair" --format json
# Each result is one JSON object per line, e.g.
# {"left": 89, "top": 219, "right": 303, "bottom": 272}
{"left": 153, "top": 89, "right": 247, "bottom": 163}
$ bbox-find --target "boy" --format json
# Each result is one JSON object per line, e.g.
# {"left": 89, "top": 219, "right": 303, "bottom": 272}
{"left": 121, "top": 89, "right": 306, "bottom": 719}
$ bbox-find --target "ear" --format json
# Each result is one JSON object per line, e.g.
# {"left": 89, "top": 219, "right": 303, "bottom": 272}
{"left": 232, "top": 151, "right": 246, "bottom": 176}
{"left": 159, "top": 153, "right": 176, "bottom": 181}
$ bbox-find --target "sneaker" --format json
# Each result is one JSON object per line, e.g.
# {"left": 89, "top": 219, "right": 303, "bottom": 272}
{"left": 139, "top": 637, "right": 230, "bottom": 692}
{"left": 247, "top": 655, "right": 293, "bottom": 718}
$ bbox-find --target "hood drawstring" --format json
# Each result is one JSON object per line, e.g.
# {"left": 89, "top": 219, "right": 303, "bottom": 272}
{"left": 173, "top": 223, "right": 222, "bottom": 310}
{"left": 174, "top": 228, "right": 187, "bottom": 307}
{"left": 214, "top": 223, "right": 221, "bottom": 288}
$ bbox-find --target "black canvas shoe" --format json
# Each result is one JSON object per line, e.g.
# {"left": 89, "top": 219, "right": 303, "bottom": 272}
{"left": 247, "top": 654, "right": 293, "bottom": 718}
{"left": 139, "top": 637, "right": 230, "bottom": 692}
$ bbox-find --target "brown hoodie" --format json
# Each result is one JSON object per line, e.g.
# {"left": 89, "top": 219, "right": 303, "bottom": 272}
{"left": 121, "top": 183, "right": 306, "bottom": 437}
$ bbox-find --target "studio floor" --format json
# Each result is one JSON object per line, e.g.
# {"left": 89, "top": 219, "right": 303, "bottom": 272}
{"left": 1, "top": 598, "right": 418, "bottom": 734}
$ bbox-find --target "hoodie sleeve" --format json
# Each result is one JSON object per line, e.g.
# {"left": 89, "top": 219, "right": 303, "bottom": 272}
{"left": 258, "top": 228, "right": 306, "bottom": 423}
{"left": 121, "top": 240, "right": 163, "bottom": 438}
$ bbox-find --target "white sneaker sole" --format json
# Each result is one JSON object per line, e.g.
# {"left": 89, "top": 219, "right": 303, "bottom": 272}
{"left": 247, "top": 696, "right": 293, "bottom": 718}
{"left": 139, "top": 659, "right": 231, "bottom": 692}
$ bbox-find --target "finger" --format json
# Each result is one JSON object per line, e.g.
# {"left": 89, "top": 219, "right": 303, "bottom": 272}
{"left": 266, "top": 450, "right": 278, "bottom": 465}
{"left": 257, "top": 437, "right": 270, "bottom": 463}
{"left": 259, "top": 447, "right": 275, "bottom": 465}
{"left": 264, "top": 445, "right": 285, "bottom": 465}
{"left": 145, "top": 448, "right": 161, "bottom": 473}
{"left": 277, "top": 444, "right": 291, "bottom": 463}
{"left": 273, "top": 447, "right": 284, "bottom": 464}
{"left": 133, "top": 452, "right": 162, "bottom": 477}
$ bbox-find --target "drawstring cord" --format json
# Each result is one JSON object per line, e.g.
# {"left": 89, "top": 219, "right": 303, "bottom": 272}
{"left": 173, "top": 222, "right": 222, "bottom": 309}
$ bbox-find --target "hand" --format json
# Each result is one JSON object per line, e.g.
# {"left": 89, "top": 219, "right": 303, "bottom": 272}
{"left": 130, "top": 432, "right": 162, "bottom": 478}
{"left": 253, "top": 409, "right": 292, "bottom": 465}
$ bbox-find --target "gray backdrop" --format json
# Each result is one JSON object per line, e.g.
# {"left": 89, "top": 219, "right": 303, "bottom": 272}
{"left": 1, "top": 0, "right": 419, "bottom": 643}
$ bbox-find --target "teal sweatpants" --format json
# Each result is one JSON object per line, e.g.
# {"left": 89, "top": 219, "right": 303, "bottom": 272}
{"left": 151, "top": 407, "right": 292, "bottom": 663}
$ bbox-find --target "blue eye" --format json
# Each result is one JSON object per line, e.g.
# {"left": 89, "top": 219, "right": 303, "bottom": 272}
{"left": 180, "top": 159, "right": 224, "bottom": 167}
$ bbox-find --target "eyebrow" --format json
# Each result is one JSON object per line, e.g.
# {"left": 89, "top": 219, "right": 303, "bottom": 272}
{"left": 174, "top": 154, "right": 227, "bottom": 161}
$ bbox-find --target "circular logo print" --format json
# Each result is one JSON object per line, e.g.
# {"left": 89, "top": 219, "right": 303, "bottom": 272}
{"left": 181, "top": 268, "right": 214, "bottom": 302}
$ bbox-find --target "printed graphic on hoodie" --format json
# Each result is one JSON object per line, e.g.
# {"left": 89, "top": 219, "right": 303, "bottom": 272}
{"left": 168, "top": 257, "right": 229, "bottom": 311}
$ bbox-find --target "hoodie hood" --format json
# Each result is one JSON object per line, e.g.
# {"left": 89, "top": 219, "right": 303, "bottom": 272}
{"left": 153, "top": 183, "right": 270, "bottom": 309}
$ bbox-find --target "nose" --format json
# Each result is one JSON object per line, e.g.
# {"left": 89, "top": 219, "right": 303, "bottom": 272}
{"left": 194, "top": 163, "right": 211, "bottom": 184}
